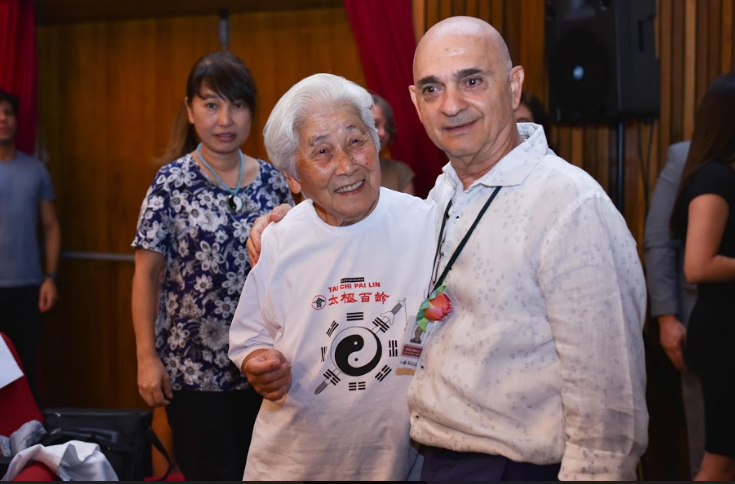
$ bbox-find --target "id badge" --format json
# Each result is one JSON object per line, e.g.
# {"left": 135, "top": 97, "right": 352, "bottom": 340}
{"left": 396, "top": 285, "right": 453, "bottom": 376}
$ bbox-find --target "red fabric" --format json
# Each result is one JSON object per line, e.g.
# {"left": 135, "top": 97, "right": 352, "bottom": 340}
{"left": 11, "top": 462, "right": 59, "bottom": 481}
{"left": 0, "top": 0, "right": 38, "bottom": 154}
{"left": 0, "top": 333, "right": 43, "bottom": 436}
{"left": 343, "top": 0, "right": 446, "bottom": 198}
{"left": 145, "top": 471, "right": 186, "bottom": 481}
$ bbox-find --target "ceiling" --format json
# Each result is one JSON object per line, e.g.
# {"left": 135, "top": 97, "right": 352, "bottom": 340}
{"left": 33, "top": 0, "right": 343, "bottom": 25}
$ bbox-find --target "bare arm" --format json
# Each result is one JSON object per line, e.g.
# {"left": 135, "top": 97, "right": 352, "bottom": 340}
{"left": 38, "top": 200, "right": 61, "bottom": 312}
{"left": 132, "top": 249, "right": 173, "bottom": 406}
{"left": 684, "top": 194, "right": 735, "bottom": 283}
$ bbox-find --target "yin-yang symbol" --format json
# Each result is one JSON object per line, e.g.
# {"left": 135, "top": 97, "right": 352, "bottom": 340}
{"left": 331, "top": 327, "right": 382, "bottom": 376}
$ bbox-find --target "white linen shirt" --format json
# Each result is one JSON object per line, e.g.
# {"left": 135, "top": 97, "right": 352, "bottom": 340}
{"left": 408, "top": 123, "right": 648, "bottom": 481}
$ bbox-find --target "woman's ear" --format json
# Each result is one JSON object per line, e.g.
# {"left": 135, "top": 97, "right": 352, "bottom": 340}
{"left": 185, "top": 97, "right": 195, "bottom": 124}
{"left": 283, "top": 172, "right": 302, "bottom": 194}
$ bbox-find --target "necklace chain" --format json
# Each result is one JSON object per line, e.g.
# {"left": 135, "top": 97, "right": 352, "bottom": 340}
{"left": 196, "top": 143, "right": 244, "bottom": 197}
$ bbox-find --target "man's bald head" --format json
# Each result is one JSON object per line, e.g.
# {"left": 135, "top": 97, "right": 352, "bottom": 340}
{"left": 414, "top": 16, "right": 512, "bottom": 77}
{"left": 408, "top": 16, "right": 525, "bottom": 182}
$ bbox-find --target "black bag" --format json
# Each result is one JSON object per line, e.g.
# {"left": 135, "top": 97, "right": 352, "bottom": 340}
{"left": 41, "top": 408, "right": 173, "bottom": 481}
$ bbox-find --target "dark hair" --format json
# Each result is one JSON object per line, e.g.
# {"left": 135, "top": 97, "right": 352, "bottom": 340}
{"left": 158, "top": 50, "right": 257, "bottom": 163}
{"left": 370, "top": 92, "right": 397, "bottom": 146}
{"left": 519, "top": 92, "right": 550, "bottom": 135}
{"left": 671, "top": 71, "right": 735, "bottom": 235}
{"left": 0, "top": 90, "right": 19, "bottom": 116}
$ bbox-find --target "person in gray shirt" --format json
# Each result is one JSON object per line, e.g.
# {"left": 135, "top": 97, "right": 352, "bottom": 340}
{"left": 0, "top": 89, "right": 61, "bottom": 407}
{"left": 643, "top": 140, "right": 705, "bottom": 477}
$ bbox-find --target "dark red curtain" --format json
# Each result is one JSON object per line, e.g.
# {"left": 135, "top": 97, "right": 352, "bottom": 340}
{"left": 344, "top": 0, "right": 446, "bottom": 198}
{"left": 0, "top": 0, "right": 37, "bottom": 154}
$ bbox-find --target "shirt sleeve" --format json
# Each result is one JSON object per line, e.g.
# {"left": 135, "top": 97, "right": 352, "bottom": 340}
{"left": 131, "top": 173, "right": 172, "bottom": 256}
{"left": 228, "top": 228, "right": 281, "bottom": 370}
{"left": 538, "top": 195, "right": 649, "bottom": 481}
{"left": 643, "top": 145, "right": 685, "bottom": 318}
{"left": 39, "top": 163, "right": 56, "bottom": 201}
{"left": 687, "top": 161, "right": 735, "bottom": 205}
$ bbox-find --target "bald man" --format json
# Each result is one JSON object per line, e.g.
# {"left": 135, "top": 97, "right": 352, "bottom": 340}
{"left": 246, "top": 16, "right": 648, "bottom": 481}
{"left": 405, "top": 17, "right": 648, "bottom": 481}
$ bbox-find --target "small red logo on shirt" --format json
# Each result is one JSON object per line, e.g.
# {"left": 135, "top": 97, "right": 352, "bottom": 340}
{"left": 312, "top": 295, "right": 327, "bottom": 310}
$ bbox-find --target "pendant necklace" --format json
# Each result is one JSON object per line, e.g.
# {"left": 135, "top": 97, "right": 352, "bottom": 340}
{"left": 196, "top": 143, "right": 245, "bottom": 213}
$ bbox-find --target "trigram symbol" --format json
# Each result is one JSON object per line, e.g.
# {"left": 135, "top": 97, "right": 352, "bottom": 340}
{"left": 375, "top": 365, "right": 392, "bottom": 382}
{"left": 389, "top": 340, "right": 398, "bottom": 357}
{"left": 324, "top": 369, "right": 340, "bottom": 386}
{"left": 326, "top": 321, "right": 339, "bottom": 337}
{"left": 372, "top": 317, "right": 389, "bottom": 333}
{"left": 346, "top": 312, "right": 363, "bottom": 321}
{"left": 348, "top": 382, "right": 366, "bottom": 391}
{"left": 320, "top": 346, "right": 327, "bottom": 362}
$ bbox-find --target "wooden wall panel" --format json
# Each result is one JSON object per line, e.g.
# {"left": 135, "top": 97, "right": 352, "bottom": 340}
{"left": 37, "top": 5, "right": 365, "bottom": 408}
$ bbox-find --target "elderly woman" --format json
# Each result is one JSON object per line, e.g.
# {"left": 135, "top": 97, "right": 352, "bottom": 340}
{"left": 228, "top": 74, "right": 438, "bottom": 480}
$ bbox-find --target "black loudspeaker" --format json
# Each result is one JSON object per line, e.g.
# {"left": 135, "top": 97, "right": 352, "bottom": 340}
{"left": 545, "top": 0, "right": 660, "bottom": 124}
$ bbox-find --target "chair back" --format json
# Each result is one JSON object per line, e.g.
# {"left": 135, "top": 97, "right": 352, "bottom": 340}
{"left": 0, "top": 332, "right": 43, "bottom": 436}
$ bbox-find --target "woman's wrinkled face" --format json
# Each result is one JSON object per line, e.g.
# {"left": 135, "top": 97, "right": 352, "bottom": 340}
{"left": 285, "top": 104, "right": 381, "bottom": 227}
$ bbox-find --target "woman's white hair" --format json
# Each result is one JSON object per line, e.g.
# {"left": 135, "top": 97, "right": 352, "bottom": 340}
{"left": 263, "top": 73, "right": 380, "bottom": 178}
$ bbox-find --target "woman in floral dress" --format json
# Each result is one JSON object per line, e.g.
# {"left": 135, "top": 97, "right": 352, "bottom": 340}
{"left": 131, "top": 50, "right": 293, "bottom": 480}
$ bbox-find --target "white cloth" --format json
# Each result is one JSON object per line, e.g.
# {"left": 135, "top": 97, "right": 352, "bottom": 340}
{"left": 0, "top": 338, "right": 22, "bottom": 390}
{"left": 408, "top": 123, "right": 649, "bottom": 481}
{"left": 1, "top": 441, "right": 118, "bottom": 481}
{"left": 229, "top": 188, "right": 437, "bottom": 481}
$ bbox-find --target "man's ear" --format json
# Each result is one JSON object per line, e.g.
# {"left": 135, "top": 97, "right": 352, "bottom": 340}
{"left": 509, "top": 66, "right": 525, "bottom": 110}
{"left": 283, "top": 172, "right": 302, "bottom": 195}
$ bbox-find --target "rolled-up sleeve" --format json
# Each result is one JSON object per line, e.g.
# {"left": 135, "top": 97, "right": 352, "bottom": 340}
{"left": 539, "top": 195, "right": 649, "bottom": 480}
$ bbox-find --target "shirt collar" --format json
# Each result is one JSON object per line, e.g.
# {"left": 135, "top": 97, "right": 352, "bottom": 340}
{"left": 441, "top": 123, "right": 550, "bottom": 191}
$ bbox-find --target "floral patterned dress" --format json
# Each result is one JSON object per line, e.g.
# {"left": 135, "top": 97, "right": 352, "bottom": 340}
{"left": 132, "top": 154, "right": 294, "bottom": 392}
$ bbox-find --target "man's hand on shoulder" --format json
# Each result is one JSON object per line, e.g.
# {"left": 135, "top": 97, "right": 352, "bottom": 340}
{"left": 246, "top": 203, "right": 293, "bottom": 266}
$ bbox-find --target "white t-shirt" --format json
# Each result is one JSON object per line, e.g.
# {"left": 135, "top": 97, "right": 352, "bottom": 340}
{"left": 229, "top": 188, "right": 437, "bottom": 481}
